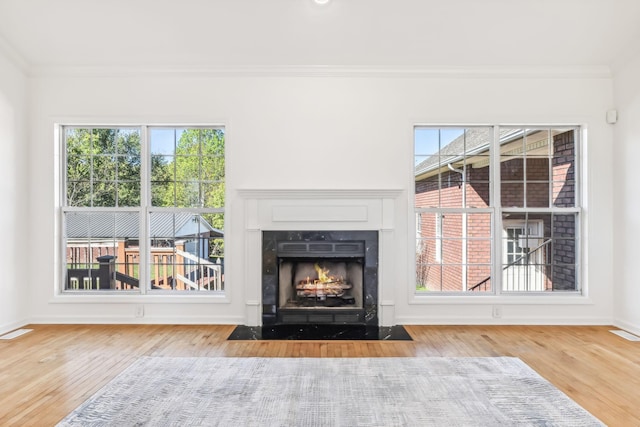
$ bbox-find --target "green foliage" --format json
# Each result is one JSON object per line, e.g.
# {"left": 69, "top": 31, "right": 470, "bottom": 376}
{"left": 66, "top": 127, "right": 225, "bottom": 210}
{"left": 151, "top": 128, "right": 225, "bottom": 210}
{"left": 66, "top": 128, "right": 141, "bottom": 207}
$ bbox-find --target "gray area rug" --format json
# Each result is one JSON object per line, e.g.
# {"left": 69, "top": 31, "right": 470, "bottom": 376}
{"left": 57, "top": 357, "right": 604, "bottom": 427}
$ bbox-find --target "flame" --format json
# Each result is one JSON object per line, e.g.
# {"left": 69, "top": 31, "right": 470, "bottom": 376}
{"left": 314, "top": 263, "right": 331, "bottom": 282}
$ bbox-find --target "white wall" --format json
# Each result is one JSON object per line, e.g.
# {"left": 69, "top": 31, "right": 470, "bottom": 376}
{"left": 613, "top": 54, "right": 640, "bottom": 335}
{"left": 0, "top": 48, "right": 29, "bottom": 334}
{"left": 28, "top": 70, "right": 615, "bottom": 325}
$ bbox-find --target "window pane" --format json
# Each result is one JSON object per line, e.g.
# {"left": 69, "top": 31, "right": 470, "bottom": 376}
{"left": 553, "top": 213, "right": 576, "bottom": 238}
{"left": 416, "top": 264, "right": 467, "bottom": 292}
{"left": 466, "top": 153, "right": 490, "bottom": 208}
{"left": 151, "top": 181, "right": 174, "bottom": 207}
{"left": 553, "top": 181, "right": 575, "bottom": 207}
{"left": 65, "top": 128, "right": 92, "bottom": 153}
{"left": 150, "top": 128, "right": 225, "bottom": 208}
{"left": 416, "top": 262, "right": 440, "bottom": 291}
{"left": 150, "top": 128, "right": 176, "bottom": 155}
{"left": 149, "top": 212, "right": 224, "bottom": 291}
{"left": 440, "top": 264, "right": 464, "bottom": 292}
{"left": 64, "top": 211, "right": 140, "bottom": 291}
{"left": 65, "top": 127, "right": 141, "bottom": 208}
{"left": 117, "top": 155, "right": 141, "bottom": 181}
{"left": 526, "top": 157, "right": 550, "bottom": 181}
{"left": 115, "top": 128, "right": 141, "bottom": 156}
{"left": 92, "top": 182, "right": 116, "bottom": 207}
{"left": 467, "top": 264, "right": 491, "bottom": 292}
{"left": 552, "top": 260, "right": 576, "bottom": 291}
{"left": 500, "top": 212, "right": 578, "bottom": 292}
{"left": 118, "top": 181, "right": 140, "bottom": 207}
{"left": 416, "top": 238, "right": 439, "bottom": 265}
{"left": 92, "top": 128, "right": 116, "bottom": 154}
{"left": 67, "top": 180, "right": 91, "bottom": 207}
{"left": 415, "top": 176, "right": 440, "bottom": 208}
{"left": 175, "top": 155, "right": 200, "bottom": 182}
{"left": 552, "top": 129, "right": 577, "bottom": 207}
{"left": 93, "top": 155, "right": 116, "bottom": 181}
{"left": 415, "top": 128, "right": 491, "bottom": 209}
{"left": 201, "top": 182, "right": 225, "bottom": 208}
{"left": 501, "top": 157, "right": 524, "bottom": 181}
{"left": 501, "top": 182, "right": 524, "bottom": 207}
{"left": 527, "top": 182, "right": 550, "bottom": 208}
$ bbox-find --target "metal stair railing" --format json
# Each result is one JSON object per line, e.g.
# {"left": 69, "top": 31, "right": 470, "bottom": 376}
{"left": 467, "top": 239, "right": 552, "bottom": 291}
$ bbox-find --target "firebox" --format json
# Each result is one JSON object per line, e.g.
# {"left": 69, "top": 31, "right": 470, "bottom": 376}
{"left": 262, "top": 231, "right": 378, "bottom": 326}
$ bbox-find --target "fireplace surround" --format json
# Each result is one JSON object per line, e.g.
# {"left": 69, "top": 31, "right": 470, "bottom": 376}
{"left": 262, "top": 230, "right": 378, "bottom": 327}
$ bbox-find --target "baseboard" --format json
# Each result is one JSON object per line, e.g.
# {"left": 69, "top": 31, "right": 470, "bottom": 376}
{"left": 394, "top": 316, "right": 613, "bottom": 326}
{"left": 28, "top": 315, "right": 246, "bottom": 325}
{"left": 612, "top": 318, "right": 640, "bottom": 336}
{"left": 0, "top": 319, "right": 30, "bottom": 336}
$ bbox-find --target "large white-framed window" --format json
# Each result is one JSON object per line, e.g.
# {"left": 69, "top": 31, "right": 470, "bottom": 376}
{"left": 61, "top": 125, "right": 225, "bottom": 294}
{"left": 414, "top": 126, "right": 581, "bottom": 294}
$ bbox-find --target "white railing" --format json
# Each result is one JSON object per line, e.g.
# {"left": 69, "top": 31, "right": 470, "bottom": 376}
{"left": 175, "top": 249, "right": 223, "bottom": 291}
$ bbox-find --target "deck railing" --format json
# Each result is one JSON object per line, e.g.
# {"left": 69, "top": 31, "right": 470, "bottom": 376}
{"left": 67, "top": 246, "right": 223, "bottom": 291}
{"left": 174, "top": 249, "right": 223, "bottom": 291}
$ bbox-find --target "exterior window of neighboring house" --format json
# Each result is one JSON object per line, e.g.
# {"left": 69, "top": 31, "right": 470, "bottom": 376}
{"left": 62, "top": 126, "right": 225, "bottom": 293}
{"left": 414, "top": 126, "right": 580, "bottom": 294}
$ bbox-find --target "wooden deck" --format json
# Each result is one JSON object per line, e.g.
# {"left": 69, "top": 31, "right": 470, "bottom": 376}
{"left": 0, "top": 324, "right": 638, "bottom": 426}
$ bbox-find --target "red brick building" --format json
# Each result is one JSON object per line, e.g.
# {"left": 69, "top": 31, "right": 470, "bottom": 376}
{"left": 415, "top": 128, "right": 577, "bottom": 293}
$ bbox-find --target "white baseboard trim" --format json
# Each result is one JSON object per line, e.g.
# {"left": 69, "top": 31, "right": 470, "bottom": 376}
{"left": 612, "top": 319, "right": 640, "bottom": 337}
{"left": 28, "top": 315, "right": 246, "bottom": 325}
{"left": 0, "top": 319, "right": 30, "bottom": 336}
{"left": 394, "top": 316, "right": 613, "bottom": 326}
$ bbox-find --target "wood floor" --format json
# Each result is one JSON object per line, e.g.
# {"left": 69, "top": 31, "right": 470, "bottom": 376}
{"left": 0, "top": 324, "right": 638, "bottom": 426}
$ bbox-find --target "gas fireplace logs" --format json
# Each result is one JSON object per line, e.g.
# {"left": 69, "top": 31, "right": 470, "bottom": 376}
{"left": 296, "top": 279, "right": 352, "bottom": 298}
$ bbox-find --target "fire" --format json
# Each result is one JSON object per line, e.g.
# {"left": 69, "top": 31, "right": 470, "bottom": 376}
{"left": 314, "top": 263, "right": 331, "bottom": 282}
{"left": 296, "top": 263, "right": 350, "bottom": 299}
{"left": 313, "top": 263, "right": 344, "bottom": 283}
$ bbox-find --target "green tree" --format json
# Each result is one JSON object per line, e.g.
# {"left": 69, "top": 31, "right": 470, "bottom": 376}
{"left": 149, "top": 128, "right": 225, "bottom": 257}
{"left": 174, "top": 129, "right": 225, "bottom": 256}
{"left": 66, "top": 128, "right": 141, "bottom": 207}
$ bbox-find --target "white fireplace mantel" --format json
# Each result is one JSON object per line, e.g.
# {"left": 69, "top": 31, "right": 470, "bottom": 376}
{"left": 237, "top": 188, "right": 405, "bottom": 326}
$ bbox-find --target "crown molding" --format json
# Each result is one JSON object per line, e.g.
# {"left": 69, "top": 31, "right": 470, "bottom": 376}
{"left": 27, "top": 64, "right": 613, "bottom": 80}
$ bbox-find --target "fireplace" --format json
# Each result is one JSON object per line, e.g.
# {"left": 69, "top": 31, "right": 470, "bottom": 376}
{"left": 262, "top": 230, "right": 378, "bottom": 326}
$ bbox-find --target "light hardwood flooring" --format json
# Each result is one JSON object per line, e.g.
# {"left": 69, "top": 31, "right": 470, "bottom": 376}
{"left": 0, "top": 324, "right": 638, "bottom": 426}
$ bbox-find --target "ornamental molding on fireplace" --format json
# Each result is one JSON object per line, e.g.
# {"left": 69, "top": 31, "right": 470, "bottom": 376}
{"left": 238, "top": 188, "right": 404, "bottom": 230}
{"left": 237, "top": 188, "right": 404, "bottom": 199}
{"left": 238, "top": 188, "right": 404, "bottom": 327}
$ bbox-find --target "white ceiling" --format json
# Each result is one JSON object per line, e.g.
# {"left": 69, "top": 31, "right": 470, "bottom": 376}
{"left": 1, "top": 0, "right": 639, "bottom": 73}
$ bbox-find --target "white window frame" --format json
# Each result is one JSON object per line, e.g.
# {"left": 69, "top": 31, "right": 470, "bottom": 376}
{"left": 413, "top": 125, "right": 582, "bottom": 296}
{"left": 59, "top": 124, "right": 226, "bottom": 297}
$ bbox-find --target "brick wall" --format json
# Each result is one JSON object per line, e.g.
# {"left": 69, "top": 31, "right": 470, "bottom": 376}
{"left": 415, "top": 130, "right": 576, "bottom": 291}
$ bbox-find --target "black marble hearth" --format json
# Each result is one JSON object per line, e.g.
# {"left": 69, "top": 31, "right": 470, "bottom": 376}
{"left": 227, "top": 324, "right": 412, "bottom": 341}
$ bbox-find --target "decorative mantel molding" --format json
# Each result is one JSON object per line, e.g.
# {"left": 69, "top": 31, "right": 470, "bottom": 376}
{"left": 237, "top": 188, "right": 404, "bottom": 199}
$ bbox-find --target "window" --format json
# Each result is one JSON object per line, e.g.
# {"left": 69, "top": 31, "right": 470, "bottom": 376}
{"left": 414, "top": 126, "right": 580, "bottom": 293}
{"left": 62, "top": 126, "right": 225, "bottom": 293}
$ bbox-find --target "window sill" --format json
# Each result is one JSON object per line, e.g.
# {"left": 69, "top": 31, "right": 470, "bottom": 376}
{"left": 409, "top": 293, "right": 593, "bottom": 305}
{"left": 49, "top": 292, "right": 230, "bottom": 304}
